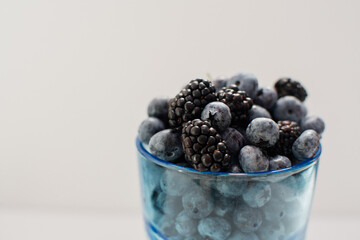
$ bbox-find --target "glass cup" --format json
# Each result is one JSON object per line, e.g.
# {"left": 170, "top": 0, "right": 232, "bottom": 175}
{"left": 136, "top": 137, "right": 321, "bottom": 240}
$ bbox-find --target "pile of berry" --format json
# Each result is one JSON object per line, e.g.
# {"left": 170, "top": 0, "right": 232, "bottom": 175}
{"left": 138, "top": 73, "right": 324, "bottom": 173}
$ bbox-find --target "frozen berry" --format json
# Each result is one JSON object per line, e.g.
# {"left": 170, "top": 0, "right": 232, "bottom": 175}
{"left": 182, "top": 189, "right": 214, "bottom": 219}
{"left": 198, "top": 217, "right": 232, "bottom": 240}
{"left": 269, "top": 155, "right": 291, "bottom": 170}
{"left": 160, "top": 171, "right": 193, "bottom": 196}
{"left": 261, "top": 197, "right": 286, "bottom": 222}
{"left": 138, "top": 117, "right": 165, "bottom": 144}
{"left": 300, "top": 115, "right": 325, "bottom": 135}
{"left": 213, "top": 76, "right": 228, "bottom": 92}
{"left": 201, "top": 102, "right": 231, "bottom": 132}
{"left": 175, "top": 211, "right": 198, "bottom": 237}
{"left": 239, "top": 146, "right": 269, "bottom": 173}
{"left": 149, "top": 129, "right": 183, "bottom": 161}
{"left": 248, "top": 105, "right": 271, "bottom": 122}
{"left": 272, "top": 96, "right": 307, "bottom": 122}
{"left": 256, "top": 221, "right": 286, "bottom": 240}
{"left": 233, "top": 203, "right": 263, "bottom": 233}
{"left": 228, "top": 72, "right": 259, "bottom": 99}
{"left": 220, "top": 128, "right": 245, "bottom": 155}
{"left": 271, "top": 176, "right": 298, "bottom": 202}
{"left": 213, "top": 193, "right": 237, "bottom": 217}
{"left": 253, "top": 86, "right": 278, "bottom": 110}
{"left": 215, "top": 179, "right": 247, "bottom": 197}
{"left": 246, "top": 118, "right": 279, "bottom": 148}
{"left": 228, "top": 230, "right": 259, "bottom": 240}
{"left": 275, "top": 77, "right": 308, "bottom": 102}
{"left": 147, "top": 97, "right": 170, "bottom": 123}
{"left": 242, "top": 182, "right": 271, "bottom": 208}
{"left": 292, "top": 130, "right": 320, "bottom": 161}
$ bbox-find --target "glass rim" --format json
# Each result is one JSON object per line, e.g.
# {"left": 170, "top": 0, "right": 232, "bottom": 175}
{"left": 136, "top": 137, "right": 321, "bottom": 176}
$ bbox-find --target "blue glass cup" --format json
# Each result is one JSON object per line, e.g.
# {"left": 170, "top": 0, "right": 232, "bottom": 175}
{"left": 136, "top": 138, "right": 321, "bottom": 240}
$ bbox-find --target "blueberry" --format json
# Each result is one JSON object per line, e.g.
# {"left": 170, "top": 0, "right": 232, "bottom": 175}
{"left": 239, "top": 146, "right": 269, "bottom": 173}
{"left": 168, "top": 235, "right": 184, "bottom": 240}
{"left": 269, "top": 155, "right": 291, "bottom": 170}
{"left": 184, "top": 235, "right": 205, "bottom": 240}
{"left": 213, "top": 193, "right": 237, "bottom": 217}
{"left": 182, "top": 189, "right": 214, "bottom": 219}
{"left": 154, "top": 191, "right": 182, "bottom": 217}
{"left": 160, "top": 171, "right": 193, "bottom": 196}
{"left": 215, "top": 178, "right": 247, "bottom": 197}
{"left": 213, "top": 76, "right": 228, "bottom": 92}
{"left": 138, "top": 117, "right": 165, "bottom": 144}
{"left": 175, "top": 211, "right": 198, "bottom": 237}
{"left": 233, "top": 203, "right": 263, "bottom": 233}
{"left": 149, "top": 129, "right": 183, "bottom": 162}
{"left": 228, "top": 230, "right": 259, "bottom": 240}
{"left": 228, "top": 72, "right": 259, "bottom": 99}
{"left": 242, "top": 182, "right": 271, "bottom": 208}
{"left": 154, "top": 215, "right": 178, "bottom": 237}
{"left": 201, "top": 102, "right": 231, "bottom": 132}
{"left": 229, "top": 163, "right": 243, "bottom": 173}
{"left": 271, "top": 176, "right": 298, "bottom": 202}
{"left": 246, "top": 118, "right": 279, "bottom": 148}
{"left": 261, "top": 197, "right": 286, "bottom": 222}
{"left": 198, "top": 217, "right": 232, "bottom": 240}
{"left": 282, "top": 215, "right": 307, "bottom": 236}
{"left": 292, "top": 130, "right": 320, "bottom": 161}
{"left": 256, "top": 221, "right": 285, "bottom": 240}
{"left": 284, "top": 200, "right": 303, "bottom": 219}
{"left": 272, "top": 96, "right": 307, "bottom": 122}
{"left": 221, "top": 128, "right": 245, "bottom": 155}
{"left": 300, "top": 115, "right": 325, "bottom": 135}
{"left": 254, "top": 87, "right": 278, "bottom": 110}
{"left": 147, "top": 97, "right": 170, "bottom": 123}
{"left": 248, "top": 105, "right": 271, "bottom": 122}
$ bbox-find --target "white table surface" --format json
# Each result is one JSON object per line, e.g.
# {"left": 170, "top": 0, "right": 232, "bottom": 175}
{"left": 0, "top": 208, "right": 359, "bottom": 240}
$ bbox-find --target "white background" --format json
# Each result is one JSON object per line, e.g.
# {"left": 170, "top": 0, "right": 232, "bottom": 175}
{"left": 0, "top": 0, "right": 360, "bottom": 239}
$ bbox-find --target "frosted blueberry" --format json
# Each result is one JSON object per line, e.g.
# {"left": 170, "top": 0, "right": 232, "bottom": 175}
{"left": 253, "top": 86, "right": 278, "bottom": 110}
{"left": 221, "top": 128, "right": 245, "bottom": 155}
{"left": 300, "top": 115, "right": 325, "bottom": 135}
{"left": 154, "top": 216, "right": 178, "bottom": 237}
{"left": 201, "top": 102, "right": 231, "bottom": 132}
{"left": 213, "top": 193, "right": 237, "bottom": 217}
{"left": 233, "top": 203, "right": 263, "bottom": 233}
{"left": 229, "top": 163, "right": 243, "bottom": 173}
{"left": 228, "top": 230, "right": 259, "bottom": 240}
{"left": 149, "top": 129, "right": 183, "bottom": 161}
{"left": 239, "top": 146, "right": 269, "bottom": 173}
{"left": 153, "top": 191, "right": 182, "bottom": 217}
{"left": 160, "top": 171, "right": 192, "bottom": 196}
{"left": 182, "top": 189, "right": 214, "bottom": 219}
{"left": 273, "top": 96, "right": 307, "bottom": 122}
{"left": 248, "top": 105, "right": 271, "bottom": 122}
{"left": 175, "top": 211, "right": 198, "bottom": 237}
{"left": 198, "top": 217, "right": 232, "bottom": 240}
{"left": 215, "top": 178, "right": 247, "bottom": 197}
{"left": 269, "top": 155, "right": 291, "bottom": 170}
{"left": 147, "top": 97, "right": 170, "bottom": 123}
{"left": 246, "top": 118, "right": 279, "bottom": 148}
{"left": 184, "top": 235, "right": 205, "bottom": 240}
{"left": 292, "top": 130, "right": 320, "bottom": 161}
{"left": 242, "top": 182, "right": 272, "bottom": 208}
{"left": 228, "top": 72, "right": 259, "bottom": 98}
{"left": 138, "top": 117, "right": 165, "bottom": 144}
{"left": 256, "top": 221, "right": 286, "bottom": 240}
{"left": 213, "top": 76, "right": 228, "bottom": 92}
{"left": 285, "top": 200, "right": 303, "bottom": 219}
{"left": 261, "top": 197, "right": 286, "bottom": 221}
{"left": 271, "top": 176, "right": 298, "bottom": 202}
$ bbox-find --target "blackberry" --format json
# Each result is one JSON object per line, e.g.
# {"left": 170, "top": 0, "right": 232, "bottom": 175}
{"left": 275, "top": 78, "right": 308, "bottom": 102}
{"left": 272, "top": 121, "right": 301, "bottom": 157}
{"left": 168, "top": 79, "right": 217, "bottom": 129}
{"left": 217, "top": 86, "right": 253, "bottom": 128}
{"left": 181, "top": 119, "right": 231, "bottom": 172}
